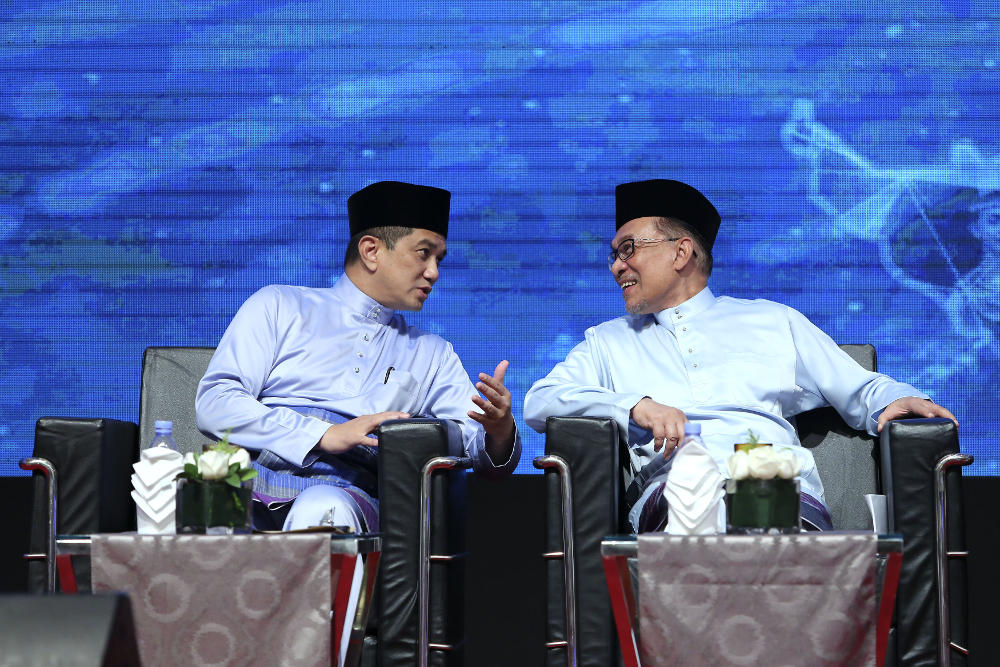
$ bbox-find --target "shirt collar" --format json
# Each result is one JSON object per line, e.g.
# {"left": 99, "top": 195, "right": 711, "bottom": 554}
{"left": 332, "top": 274, "right": 396, "bottom": 325}
{"left": 653, "top": 287, "right": 716, "bottom": 328}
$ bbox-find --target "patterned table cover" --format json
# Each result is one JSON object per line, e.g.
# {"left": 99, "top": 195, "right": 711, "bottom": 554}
{"left": 638, "top": 533, "right": 877, "bottom": 667}
{"left": 90, "top": 533, "right": 332, "bottom": 667}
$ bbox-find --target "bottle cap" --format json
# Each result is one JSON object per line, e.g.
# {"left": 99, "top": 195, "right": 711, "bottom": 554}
{"left": 154, "top": 420, "right": 173, "bottom": 432}
{"left": 683, "top": 422, "right": 701, "bottom": 435}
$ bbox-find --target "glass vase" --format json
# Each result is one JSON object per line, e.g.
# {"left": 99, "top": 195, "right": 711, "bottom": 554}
{"left": 176, "top": 478, "right": 253, "bottom": 535}
{"left": 726, "top": 478, "right": 801, "bottom": 534}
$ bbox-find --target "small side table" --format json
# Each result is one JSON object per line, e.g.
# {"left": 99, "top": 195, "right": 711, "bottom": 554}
{"left": 602, "top": 533, "right": 903, "bottom": 667}
{"left": 53, "top": 532, "right": 381, "bottom": 667}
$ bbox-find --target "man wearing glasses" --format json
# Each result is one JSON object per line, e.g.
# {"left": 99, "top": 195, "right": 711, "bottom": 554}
{"left": 524, "top": 179, "right": 957, "bottom": 533}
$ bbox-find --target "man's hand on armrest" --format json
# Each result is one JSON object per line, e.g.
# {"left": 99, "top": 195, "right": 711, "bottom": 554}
{"left": 469, "top": 360, "right": 516, "bottom": 464}
{"left": 631, "top": 397, "right": 689, "bottom": 455}
{"left": 876, "top": 397, "right": 959, "bottom": 433}
{"left": 317, "top": 411, "right": 410, "bottom": 453}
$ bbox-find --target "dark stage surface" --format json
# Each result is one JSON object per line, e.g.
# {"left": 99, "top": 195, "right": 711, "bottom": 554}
{"left": 1, "top": 473, "right": 997, "bottom": 666}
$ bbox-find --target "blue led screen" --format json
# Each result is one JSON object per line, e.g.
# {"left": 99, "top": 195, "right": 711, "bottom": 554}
{"left": 2, "top": 1, "right": 998, "bottom": 475}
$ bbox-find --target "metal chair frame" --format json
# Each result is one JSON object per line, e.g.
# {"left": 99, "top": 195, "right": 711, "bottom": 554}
{"left": 533, "top": 454, "right": 578, "bottom": 667}
{"left": 19, "top": 457, "right": 57, "bottom": 594}
{"left": 935, "top": 452, "right": 973, "bottom": 666}
{"left": 418, "top": 455, "right": 473, "bottom": 667}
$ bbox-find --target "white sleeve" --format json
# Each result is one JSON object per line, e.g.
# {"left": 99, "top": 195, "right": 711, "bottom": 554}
{"left": 788, "top": 307, "right": 929, "bottom": 435}
{"left": 523, "top": 329, "right": 646, "bottom": 436}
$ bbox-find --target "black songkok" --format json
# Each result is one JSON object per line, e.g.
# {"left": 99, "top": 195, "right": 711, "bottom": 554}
{"left": 615, "top": 179, "right": 721, "bottom": 251}
{"left": 347, "top": 181, "right": 451, "bottom": 238}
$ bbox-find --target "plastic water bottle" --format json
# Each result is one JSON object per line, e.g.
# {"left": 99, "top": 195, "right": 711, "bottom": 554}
{"left": 150, "top": 420, "right": 179, "bottom": 451}
{"left": 679, "top": 422, "right": 704, "bottom": 450}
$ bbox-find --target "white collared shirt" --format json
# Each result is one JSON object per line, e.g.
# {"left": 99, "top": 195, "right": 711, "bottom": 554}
{"left": 524, "top": 287, "right": 928, "bottom": 503}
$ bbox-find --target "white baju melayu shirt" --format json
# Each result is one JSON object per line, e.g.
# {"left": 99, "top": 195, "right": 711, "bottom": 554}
{"left": 196, "top": 273, "right": 520, "bottom": 481}
{"left": 524, "top": 287, "right": 928, "bottom": 506}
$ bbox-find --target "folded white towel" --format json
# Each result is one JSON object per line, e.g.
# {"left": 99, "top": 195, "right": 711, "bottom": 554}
{"left": 136, "top": 507, "right": 176, "bottom": 535}
{"left": 664, "top": 440, "right": 725, "bottom": 535}
{"left": 133, "top": 455, "right": 184, "bottom": 489}
{"left": 133, "top": 447, "right": 183, "bottom": 534}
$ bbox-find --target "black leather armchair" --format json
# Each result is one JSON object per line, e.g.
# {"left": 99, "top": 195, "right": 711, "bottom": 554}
{"left": 538, "top": 344, "right": 969, "bottom": 667}
{"left": 25, "top": 347, "right": 469, "bottom": 667}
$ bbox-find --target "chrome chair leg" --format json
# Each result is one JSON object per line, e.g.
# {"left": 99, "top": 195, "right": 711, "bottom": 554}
{"left": 418, "top": 456, "right": 472, "bottom": 667}
{"left": 534, "top": 454, "right": 577, "bottom": 667}
{"left": 934, "top": 452, "right": 973, "bottom": 667}
{"left": 20, "top": 457, "right": 58, "bottom": 594}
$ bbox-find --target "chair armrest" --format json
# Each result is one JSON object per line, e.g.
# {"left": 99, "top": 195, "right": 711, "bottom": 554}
{"left": 376, "top": 418, "right": 466, "bottom": 667}
{"left": 880, "top": 418, "right": 967, "bottom": 667}
{"left": 29, "top": 418, "right": 138, "bottom": 593}
{"left": 543, "top": 416, "right": 623, "bottom": 667}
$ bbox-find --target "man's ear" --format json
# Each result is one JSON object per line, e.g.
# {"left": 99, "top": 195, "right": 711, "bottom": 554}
{"left": 357, "top": 235, "right": 382, "bottom": 272}
{"left": 672, "top": 237, "right": 696, "bottom": 271}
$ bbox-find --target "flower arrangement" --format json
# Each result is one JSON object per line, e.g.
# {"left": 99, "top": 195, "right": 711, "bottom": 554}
{"left": 727, "top": 429, "right": 802, "bottom": 480}
{"left": 176, "top": 432, "right": 257, "bottom": 487}
{"left": 725, "top": 429, "right": 803, "bottom": 534}
{"left": 175, "top": 432, "right": 256, "bottom": 534}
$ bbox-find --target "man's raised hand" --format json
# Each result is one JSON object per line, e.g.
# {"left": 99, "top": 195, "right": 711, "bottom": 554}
{"left": 469, "top": 360, "right": 515, "bottom": 446}
{"left": 877, "top": 397, "right": 959, "bottom": 433}
{"left": 630, "top": 397, "right": 689, "bottom": 455}
{"left": 317, "top": 411, "right": 410, "bottom": 454}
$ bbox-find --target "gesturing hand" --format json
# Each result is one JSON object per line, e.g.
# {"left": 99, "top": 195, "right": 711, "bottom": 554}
{"left": 317, "top": 411, "right": 410, "bottom": 454}
{"left": 630, "top": 397, "right": 689, "bottom": 455}
{"left": 469, "top": 360, "right": 515, "bottom": 446}
{"left": 877, "top": 397, "right": 959, "bottom": 433}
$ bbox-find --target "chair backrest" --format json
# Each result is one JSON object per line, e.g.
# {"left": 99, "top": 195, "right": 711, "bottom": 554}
{"left": 794, "top": 343, "right": 878, "bottom": 531}
{"left": 138, "top": 347, "right": 217, "bottom": 455}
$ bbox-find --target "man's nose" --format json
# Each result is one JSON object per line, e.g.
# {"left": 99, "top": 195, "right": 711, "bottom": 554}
{"left": 425, "top": 262, "right": 440, "bottom": 283}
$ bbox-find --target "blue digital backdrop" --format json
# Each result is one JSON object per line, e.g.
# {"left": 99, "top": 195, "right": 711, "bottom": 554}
{"left": 2, "top": 0, "right": 998, "bottom": 475}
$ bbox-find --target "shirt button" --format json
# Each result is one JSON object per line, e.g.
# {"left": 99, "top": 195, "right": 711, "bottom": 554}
{"left": 688, "top": 348, "right": 693, "bottom": 353}
{"left": 354, "top": 367, "right": 359, "bottom": 373}
{"left": 693, "top": 363, "right": 698, "bottom": 368}
{"left": 674, "top": 309, "right": 680, "bottom": 314}
{"left": 358, "top": 352, "right": 363, "bottom": 357}
{"left": 682, "top": 327, "right": 687, "bottom": 331}
{"left": 364, "top": 335, "right": 369, "bottom": 341}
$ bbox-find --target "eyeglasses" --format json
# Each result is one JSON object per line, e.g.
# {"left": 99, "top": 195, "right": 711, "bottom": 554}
{"left": 608, "top": 237, "right": 691, "bottom": 269}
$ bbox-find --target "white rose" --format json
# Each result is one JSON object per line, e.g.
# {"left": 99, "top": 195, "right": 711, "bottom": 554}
{"left": 230, "top": 447, "right": 251, "bottom": 471}
{"left": 747, "top": 446, "right": 779, "bottom": 480}
{"left": 183, "top": 452, "right": 197, "bottom": 467}
{"left": 198, "top": 450, "right": 231, "bottom": 480}
{"left": 727, "top": 450, "right": 750, "bottom": 480}
{"left": 776, "top": 449, "right": 802, "bottom": 479}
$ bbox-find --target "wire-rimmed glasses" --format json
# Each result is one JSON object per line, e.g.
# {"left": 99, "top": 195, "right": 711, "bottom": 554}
{"left": 607, "top": 237, "right": 680, "bottom": 269}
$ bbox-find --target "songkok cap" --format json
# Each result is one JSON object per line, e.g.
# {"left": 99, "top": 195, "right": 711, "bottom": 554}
{"left": 347, "top": 181, "right": 451, "bottom": 238}
{"left": 615, "top": 179, "right": 721, "bottom": 251}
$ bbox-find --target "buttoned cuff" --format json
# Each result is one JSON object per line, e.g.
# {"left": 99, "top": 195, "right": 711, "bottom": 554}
{"left": 282, "top": 417, "right": 335, "bottom": 467}
{"left": 472, "top": 425, "right": 521, "bottom": 479}
{"left": 614, "top": 393, "right": 648, "bottom": 439}
{"left": 487, "top": 424, "right": 521, "bottom": 468}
